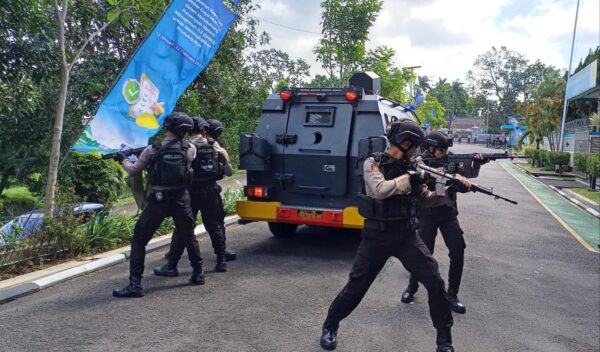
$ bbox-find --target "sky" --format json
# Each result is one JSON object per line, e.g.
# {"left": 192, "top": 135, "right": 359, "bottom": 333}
{"left": 251, "top": 0, "right": 600, "bottom": 83}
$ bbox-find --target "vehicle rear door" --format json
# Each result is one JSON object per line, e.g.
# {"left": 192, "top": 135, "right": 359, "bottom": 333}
{"left": 281, "top": 103, "right": 354, "bottom": 196}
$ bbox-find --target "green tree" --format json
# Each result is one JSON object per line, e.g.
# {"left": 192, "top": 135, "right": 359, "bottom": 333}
{"left": 520, "top": 69, "right": 565, "bottom": 151}
{"left": 358, "top": 46, "right": 415, "bottom": 104}
{"left": 428, "top": 78, "right": 473, "bottom": 119}
{"left": 314, "top": 0, "right": 383, "bottom": 85}
{"left": 248, "top": 48, "right": 311, "bottom": 90}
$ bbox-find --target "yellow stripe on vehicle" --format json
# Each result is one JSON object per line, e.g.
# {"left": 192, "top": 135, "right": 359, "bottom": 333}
{"left": 343, "top": 206, "right": 365, "bottom": 229}
{"left": 236, "top": 200, "right": 280, "bottom": 222}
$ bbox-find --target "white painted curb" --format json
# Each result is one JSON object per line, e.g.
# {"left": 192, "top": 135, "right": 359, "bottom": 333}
{"left": 1, "top": 215, "right": 241, "bottom": 304}
{"left": 548, "top": 185, "right": 600, "bottom": 219}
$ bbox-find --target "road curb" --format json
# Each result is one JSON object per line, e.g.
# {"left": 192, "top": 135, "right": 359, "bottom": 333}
{"left": 512, "top": 163, "right": 599, "bottom": 219}
{"left": 547, "top": 185, "right": 600, "bottom": 219}
{"left": 0, "top": 215, "right": 240, "bottom": 304}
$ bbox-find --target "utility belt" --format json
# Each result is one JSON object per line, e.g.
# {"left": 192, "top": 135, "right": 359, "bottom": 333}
{"left": 148, "top": 187, "right": 187, "bottom": 202}
{"left": 363, "top": 218, "right": 418, "bottom": 232}
{"left": 420, "top": 205, "right": 458, "bottom": 217}
{"left": 356, "top": 193, "right": 419, "bottom": 221}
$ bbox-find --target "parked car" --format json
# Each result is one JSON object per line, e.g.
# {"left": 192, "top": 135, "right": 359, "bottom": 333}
{"left": 0, "top": 203, "right": 105, "bottom": 247}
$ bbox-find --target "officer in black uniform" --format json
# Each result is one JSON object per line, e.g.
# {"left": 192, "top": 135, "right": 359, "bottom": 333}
{"left": 155, "top": 117, "right": 236, "bottom": 276}
{"left": 113, "top": 112, "right": 204, "bottom": 298}
{"left": 401, "top": 131, "right": 487, "bottom": 314}
{"left": 320, "top": 120, "right": 457, "bottom": 352}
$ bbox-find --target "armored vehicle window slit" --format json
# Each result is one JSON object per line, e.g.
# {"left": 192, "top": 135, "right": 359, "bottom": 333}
{"left": 304, "top": 106, "right": 335, "bottom": 127}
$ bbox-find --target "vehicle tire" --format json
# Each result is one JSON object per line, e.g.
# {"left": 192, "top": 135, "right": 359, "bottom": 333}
{"left": 268, "top": 222, "right": 298, "bottom": 237}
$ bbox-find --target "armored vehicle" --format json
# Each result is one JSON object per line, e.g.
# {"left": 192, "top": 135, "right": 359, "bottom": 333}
{"left": 236, "top": 72, "right": 419, "bottom": 237}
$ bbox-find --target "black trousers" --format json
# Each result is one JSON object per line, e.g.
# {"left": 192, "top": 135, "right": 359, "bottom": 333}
{"left": 130, "top": 189, "right": 202, "bottom": 276}
{"left": 324, "top": 220, "right": 453, "bottom": 329}
{"left": 408, "top": 213, "right": 465, "bottom": 296}
{"left": 168, "top": 182, "right": 227, "bottom": 265}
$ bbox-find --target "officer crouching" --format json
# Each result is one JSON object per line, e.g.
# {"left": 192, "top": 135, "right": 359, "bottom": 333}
{"left": 155, "top": 117, "right": 236, "bottom": 276}
{"left": 320, "top": 120, "right": 455, "bottom": 352}
{"left": 113, "top": 112, "right": 204, "bottom": 298}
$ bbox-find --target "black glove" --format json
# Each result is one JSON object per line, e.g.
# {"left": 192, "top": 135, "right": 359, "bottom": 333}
{"left": 116, "top": 152, "right": 127, "bottom": 163}
{"left": 408, "top": 169, "right": 430, "bottom": 184}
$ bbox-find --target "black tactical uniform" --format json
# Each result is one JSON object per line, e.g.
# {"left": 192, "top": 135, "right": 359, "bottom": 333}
{"left": 320, "top": 120, "right": 454, "bottom": 352}
{"left": 113, "top": 112, "right": 204, "bottom": 298}
{"left": 401, "top": 131, "right": 484, "bottom": 314}
{"left": 156, "top": 117, "right": 236, "bottom": 276}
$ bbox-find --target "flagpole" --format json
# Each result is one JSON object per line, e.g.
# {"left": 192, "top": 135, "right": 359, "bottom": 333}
{"left": 558, "top": 0, "right": 580, "bottom": 151}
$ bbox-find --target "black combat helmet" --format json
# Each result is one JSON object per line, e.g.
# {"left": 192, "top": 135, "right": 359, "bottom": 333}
{"left": 206, "top": 118, "right": 224, "bottom": 139}
{"left": 423, "top": 131, "right": 452, "bottom": 149}
{"left": 163, "top": 112, "right": 193, "bottom": 137}
{"left": 192, "top": 116, "right": 209, "bottom": 134}
{"left": 386, "top": 119, "right": 425, "bottom": 148}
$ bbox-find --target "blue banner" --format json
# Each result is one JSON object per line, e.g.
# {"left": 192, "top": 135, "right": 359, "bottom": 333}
{"left": 73, "top": 0, "right": 238, "bottom": 153}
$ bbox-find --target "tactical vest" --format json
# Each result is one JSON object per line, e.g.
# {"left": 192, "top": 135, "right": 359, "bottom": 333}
{"left": 357, "top": 153, "right": 419, "bottom": 221}
{"left": 191, "top": 140, "right": 222, "bottom": 183}
{"left": 149, "top": 140, "right": 190, "bottom": 187}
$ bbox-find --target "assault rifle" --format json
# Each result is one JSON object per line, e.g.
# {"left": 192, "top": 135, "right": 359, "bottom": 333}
{"left": 101, "top": 146, "right": 146, "bottom": 160}
{"left": 423, "top": 152, "right": 529, "bottom": 177}
{"left": 413, "top": 162, "right": 518, "bottom": 205}
{"left": 446, "top": 152, "right": 529, "bottom": 164}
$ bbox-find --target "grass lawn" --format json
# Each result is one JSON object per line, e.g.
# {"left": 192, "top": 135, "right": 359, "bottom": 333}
{"left": 568, "top": 188, "right": 600, "bottom": 205}
{"left": 518, "top": 163, "right": 554, "bottom": 173}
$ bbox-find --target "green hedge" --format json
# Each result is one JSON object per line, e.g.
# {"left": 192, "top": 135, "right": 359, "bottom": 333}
{"left": 574, "top": 152, "right": 600, "bottom": 178}
{"left": 522, "top": 148, "right": 570, "bottom": 169}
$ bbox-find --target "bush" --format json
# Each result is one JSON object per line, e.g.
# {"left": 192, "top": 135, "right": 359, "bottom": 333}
{"left": 0, "top": 187, "right": 38, "bottom": 219}
{"left": 59, "top": 151, "right": 127, "bottom": 206}
{"left": 587, "top": 154, "right": 600, "bottom": 178}
{"left": 222, "top": 189, "right": 245, "bottom": 215}
{"left": 574, "top": 153, "right": 588, "bottom": 172}
{"left": 80, "top": 212, "right": 136, "bottom": 253}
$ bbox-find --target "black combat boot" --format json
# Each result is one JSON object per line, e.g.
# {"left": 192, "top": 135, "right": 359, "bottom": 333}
{"left": 436, "top": 326, "right": 454, "bottom": 352}
{"left": 190, "top": 269, "right": 205, "bottom": 285}
{"left": 112, "top": 276, "right": 144, "bottom": 298}
{"left": 320, "top": 324, "right": 338, "bottom": 350}
{"left": 447, "top": 294, "right": 466, "bottom": 314}
{"left": 401, "top": 286, "right": 417, "bottom": 304}
{"left": 224, "top": 250, "right": 237, "bottom": 261}
{"left": 215, "top": 254, "right": 227, "bottom": 272}
{"left": 153, "top": 263, "right": 179, "bottom": 277}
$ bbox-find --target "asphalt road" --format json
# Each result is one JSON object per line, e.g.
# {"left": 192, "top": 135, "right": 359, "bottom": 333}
{"left": 1, "top": 144, "right": 598, "bottom": 352}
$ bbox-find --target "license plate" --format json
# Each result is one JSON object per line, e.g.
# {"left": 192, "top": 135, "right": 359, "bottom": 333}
{"left": 297, "top": 210, "right": 323, "bottom": 219}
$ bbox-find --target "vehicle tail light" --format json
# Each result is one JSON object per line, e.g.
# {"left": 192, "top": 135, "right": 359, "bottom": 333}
{"left": 279, "top": 89, "right": 293, "bottom": 101}
{"left": 245, "top": 186, "right": 270, "bottom": 199}
{"left": 345, "top": 88, "right": 359, "bottom": 102}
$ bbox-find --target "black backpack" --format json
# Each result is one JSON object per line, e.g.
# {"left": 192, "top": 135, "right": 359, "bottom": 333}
{"left": 192, "top": 141, "right": 222, "bottom": 182}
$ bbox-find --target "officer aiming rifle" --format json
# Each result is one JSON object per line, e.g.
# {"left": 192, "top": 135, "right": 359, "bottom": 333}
{"left": 101, "top": 146, "right": 145, "bottom": 160}
{"left": 414, "top": 162, "right": 518, "bottom": 205}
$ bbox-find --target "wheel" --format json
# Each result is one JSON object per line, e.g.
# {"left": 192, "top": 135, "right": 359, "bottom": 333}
{"left": 268, "top": 222, "right": 298, "bottom": 237}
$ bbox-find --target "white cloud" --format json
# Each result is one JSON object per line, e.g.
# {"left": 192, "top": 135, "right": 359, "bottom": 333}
{"left": 251, "top": 0, "right": 599, "bottom": 83}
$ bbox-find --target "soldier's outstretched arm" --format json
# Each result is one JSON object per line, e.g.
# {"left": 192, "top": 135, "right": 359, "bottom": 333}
{"left": 121, "top": 146, "right": 153, "bottom": 176}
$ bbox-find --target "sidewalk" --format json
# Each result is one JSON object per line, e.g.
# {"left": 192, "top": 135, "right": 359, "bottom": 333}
{"left": 0, "top": 216, "right": 240, "bottom": 303}
{"left": 499, "top": 160, "right": 599, "bottom": 253}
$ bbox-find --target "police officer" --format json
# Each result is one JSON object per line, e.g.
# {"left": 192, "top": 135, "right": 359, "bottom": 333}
{"left": 113, "top": 112, "right": 204, "bottom": 298}
{"left": 155, "top": 117, "right": 236, "bottom": 276}
{"left": 320, "top": 120, "right": 456, "bottom": 352}
{"left": 400, "top": 131, "right": 487, "bottom": 314}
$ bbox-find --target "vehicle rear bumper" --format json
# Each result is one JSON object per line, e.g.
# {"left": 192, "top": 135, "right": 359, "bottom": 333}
{"left": 235, "top": 200, "right": 364, "bottom": 229}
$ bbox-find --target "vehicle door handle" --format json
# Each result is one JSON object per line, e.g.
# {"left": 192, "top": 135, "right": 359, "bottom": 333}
{"left": 298, "top": 148, "right": 331, "bottom": 154}
{"left": 297, "top": 185, "right": 328, "bottom": 190}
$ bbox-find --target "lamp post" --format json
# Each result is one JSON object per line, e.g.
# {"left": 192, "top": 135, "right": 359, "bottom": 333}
{"left": 558, "top": 0, "right": 580, "bottom": 151}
